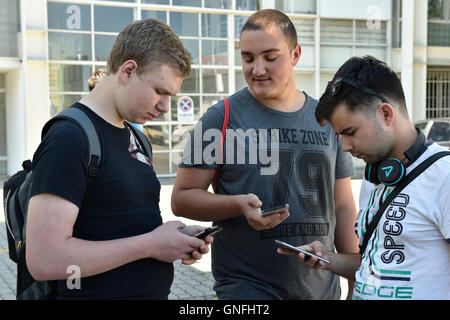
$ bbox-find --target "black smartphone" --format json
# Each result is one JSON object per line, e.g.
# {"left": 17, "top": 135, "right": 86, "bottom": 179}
{"left": 195, "top": 226, "right": 223, "bottom": 239}
{"left": 261, "top": 204, "right": 289, "bottom": 217}
{"left": 275, "top": 240, "right": 330, "bottom": 264}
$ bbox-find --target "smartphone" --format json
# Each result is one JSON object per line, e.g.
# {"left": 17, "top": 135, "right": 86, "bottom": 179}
{"left": 261, "top": 204, "right": 289, "bottom": 217}
{"left": 275, "top": 240, "right": 330, "bottom": 264}
{"left": 195, "top": 226, "right": 223, "bottom": 239}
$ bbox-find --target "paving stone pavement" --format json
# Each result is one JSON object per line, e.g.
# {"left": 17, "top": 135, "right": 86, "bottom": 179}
{"left": 0, "top": 221, "right": 17, "bottom": 300}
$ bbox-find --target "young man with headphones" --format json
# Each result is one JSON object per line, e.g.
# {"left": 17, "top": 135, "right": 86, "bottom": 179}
{"left": 278, "top": 56, "right": 450, "bottom": 300}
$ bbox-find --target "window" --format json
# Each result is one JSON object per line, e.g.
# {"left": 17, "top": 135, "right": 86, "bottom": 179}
{"left": 0, "top": 74, "right": 6, "bottom": 175}
{"left": 48, "top": 2, "right": 91, "bottom": 31}
{"left": 142, "top": 0, "right": 169, "bottom": 4}
{"left": 235, "top": 0, "right": 316, "bottom": 14}
{"left": 204, "top": 0, "right": 232, "bottom": 9}
{"left": 293, "top": 17, "right": 315, "bottom": 68}
{"left": 141, "top": 10, "right": 167, "bottom": 23}
{"left": 427, "top": 69, "right": 450, "bottom": 118}
{"left": 173, "top": 0, "right": 201, "bottom": 7}
{"left": 170, "top": 12, "right": 198, "bottom": 37}
{"left": 320, "top": 19, "right": 388, "bottom": 69}
{"left": 49, "top": 64, "right": 91, "bottom": 92}
{"left": 428, "top": 0, "right": 450, "bottom": 46}
{"left": 0, "top": 0, "right": 20, "bottom": 57}
{"left": 95, "top": 35, "right": 116, "bottom": 61}
{"left": 48, "top": 32, "right": 92, "bottom": 61}
{"left": 392, "top": 0, "right": 402, "bottom": 48}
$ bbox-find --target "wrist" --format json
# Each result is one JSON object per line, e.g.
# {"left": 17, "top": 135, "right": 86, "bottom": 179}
{"left": 136, "top": 232, "right": 158, "bottom": 260}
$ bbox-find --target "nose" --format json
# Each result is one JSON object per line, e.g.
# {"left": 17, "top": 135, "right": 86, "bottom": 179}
{"left": 252, "top": 59, "right": 266, "bottom": 77}
{"left": 156, "top": 96, "right": 170, "bottom": 113}
{"left": 341, "top": 136, "right": 352, "bottom": 153}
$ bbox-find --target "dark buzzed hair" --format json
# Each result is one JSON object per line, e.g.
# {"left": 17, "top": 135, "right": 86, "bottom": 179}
{"left": 241, "top": 9, "right": 298, "bottom": 50}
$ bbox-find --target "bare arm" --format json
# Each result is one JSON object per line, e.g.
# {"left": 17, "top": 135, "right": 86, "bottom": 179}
{"left": 333, "top": 177, "right": 359, "bottom": 298}
{"left": 171, "top": 167, "right": 289, "bottom": 230}
{"left": 333, "top": 177, "right": 359, "bottom": 254}
{"left": 277, "top": 241, "right": 361, "bottom": 281}
{"left": 171, "top": 167, "right": 246, "bottom": 221}
{"left": 26, "top": 193, "right": 208, "bottom": 281}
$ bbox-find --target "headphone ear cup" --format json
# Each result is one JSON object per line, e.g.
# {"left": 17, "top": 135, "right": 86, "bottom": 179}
{"left": 377, "top": 158, "right": 405, "bottom": 186}
{"left": 365, "top": 163, "right": 380, "bottom": 184}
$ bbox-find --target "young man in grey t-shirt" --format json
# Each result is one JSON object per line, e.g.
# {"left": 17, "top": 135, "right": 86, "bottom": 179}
{"left": 171, "top": 9, "right": 358, "bottom": 299}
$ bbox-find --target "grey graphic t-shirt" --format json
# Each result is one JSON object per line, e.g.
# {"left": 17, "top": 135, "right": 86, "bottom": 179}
{"left": 180, "top": 88, "right": 354, "bottom": 299}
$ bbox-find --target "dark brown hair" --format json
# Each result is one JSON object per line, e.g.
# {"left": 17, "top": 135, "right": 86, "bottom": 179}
{"left": 241, "top": 9, "right": 298, "bottom": 50}
{"left": 316, "top": 56, "right": 406, "bottom": 126}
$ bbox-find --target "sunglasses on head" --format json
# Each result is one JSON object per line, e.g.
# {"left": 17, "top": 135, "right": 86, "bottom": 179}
{"left": 327, "top": 77, "right": 388, "bottom": 103}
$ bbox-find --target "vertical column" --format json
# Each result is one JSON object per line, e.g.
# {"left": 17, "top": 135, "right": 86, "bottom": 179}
{"left": 413, "top": 0, "right": 428, "bottom": 122}
{"left": 23, "top": 0, "right": 50, "bottom": 157}
{"left": 401, "top": 0, "right": 428, "bottom": 122}
{"left": 401, "top": 0, "right": 414, "bottom": 118}
{"left": 314, "top": 0, "right": 321, "bottom": 99}
{"left": 5, "top": 69, "right": 26, "bottom": 175}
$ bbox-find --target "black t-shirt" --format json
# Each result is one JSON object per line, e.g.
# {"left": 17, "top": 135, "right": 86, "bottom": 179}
{"left": 29, "top": 103, "right": 173, "bottom": 299}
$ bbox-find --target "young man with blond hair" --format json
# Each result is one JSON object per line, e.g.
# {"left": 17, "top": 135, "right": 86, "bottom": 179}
{"left": 26, "top": 19, "right": 212, "bottom": 300}
{"left": 172, "top": 9, "right": 358, "bottom": 300}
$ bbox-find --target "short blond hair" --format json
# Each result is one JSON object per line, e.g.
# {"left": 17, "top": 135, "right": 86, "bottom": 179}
{"left": 107, "top": 19, "right": 191, "bottom": 78}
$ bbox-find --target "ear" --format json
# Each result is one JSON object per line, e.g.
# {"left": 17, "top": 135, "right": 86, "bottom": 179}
{"left": 292, "top": 45, "right": 301, "bottom": 66}
{"left": 378, "top": 103, "right": 395, "bottom": 127}
{"left": 118, "top": 60, "right": 138, "bottom": 84}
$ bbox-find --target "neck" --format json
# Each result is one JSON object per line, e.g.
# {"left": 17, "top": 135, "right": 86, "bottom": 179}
{"left": 79, "top": 77, "right": 125, "bottom": 128}
{"left": 390, "top": 124, "right": 418, "bottom": 162}
{"left": 250, "top": 86, "right": 306, "bottom": 113}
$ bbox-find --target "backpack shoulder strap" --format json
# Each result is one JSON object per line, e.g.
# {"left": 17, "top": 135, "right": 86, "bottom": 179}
{"left": 125, "top": 122, "right": 153, "bottom": 160}
{"left": 213, "top": 98, "right": 230, "bottom": 193}
{"left": 42, "top": 107, "right": 101, "bottom": 179}
{"left": 359, "top": 150, "right": 450, "bottom": 256}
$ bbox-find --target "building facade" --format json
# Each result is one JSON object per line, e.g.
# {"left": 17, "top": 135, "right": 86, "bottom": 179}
{"left": 1, "top": 0, "right": 449, "bottom": 177}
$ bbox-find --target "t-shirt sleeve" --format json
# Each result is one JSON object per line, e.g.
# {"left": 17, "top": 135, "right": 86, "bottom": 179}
{"left": 437, "top": 170, "right": 450, "bottom": 241}
{"left": 334, "top": 134, "right": 355, "bottom": 179}
{"left": 179, "top": 102, "right": 225, "bottom": 170}
{"left": 29, "top": 120, "right": 89, "bottom": 208}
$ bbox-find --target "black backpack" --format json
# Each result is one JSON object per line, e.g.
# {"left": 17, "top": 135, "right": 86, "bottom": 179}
{"left": 2, "top": 107, "right": 152, "bottom": 299}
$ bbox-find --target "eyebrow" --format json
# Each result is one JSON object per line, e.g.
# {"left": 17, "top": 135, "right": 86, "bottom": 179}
{"left": 240, "top": 48, "right": 280, "bottom": 55}
{"left": 157, "top": 88, "right": 176, "bottom": 96}
{"left": 338, "top": 127, "right": 354, "bottom": 135}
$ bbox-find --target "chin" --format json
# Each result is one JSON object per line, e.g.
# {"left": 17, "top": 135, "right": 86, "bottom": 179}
{"left": 250, "top": 87, "right": 276, "bottom": 99}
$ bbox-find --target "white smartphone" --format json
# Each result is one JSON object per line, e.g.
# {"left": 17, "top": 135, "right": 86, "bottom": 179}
{"left": 261, "top": 204, "right": 289, "bottom": 217}
{"left": 275, "top": 240, "right": 330, "bottom": 264}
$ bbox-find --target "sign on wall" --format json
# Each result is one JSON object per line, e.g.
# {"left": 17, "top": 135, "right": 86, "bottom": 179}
{"left": 177, "top": 96, "right": 194, "bottom": 122}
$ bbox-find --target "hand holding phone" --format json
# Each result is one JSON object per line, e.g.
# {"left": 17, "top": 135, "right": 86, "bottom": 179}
{"left": 261, "top": 204, "right": 289, "bottom": 217}
{"left": 275, "top": 240, "right": 330, "bottom": 264}
{"left": 194, "top": 226, "right": 223, "bottom": 239}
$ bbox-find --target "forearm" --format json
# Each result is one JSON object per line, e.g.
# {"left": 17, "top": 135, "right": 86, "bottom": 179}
{"left": 333, "top": 177, "right": 359, "bottom": 254}
{"left": 172, "top": 188, "right": 246, "bottom": 221}
{"left": 27, "top": 233, "right": 149, "bottom": 281}
{"left": 334, "top": 213, "right": 359, "bottom": 284}
{"left": 326, "top": 251, "right": 361, "bottom": 281}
